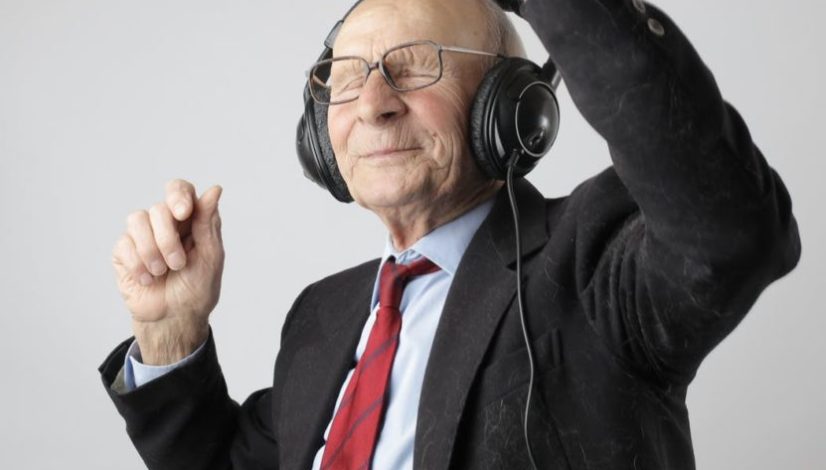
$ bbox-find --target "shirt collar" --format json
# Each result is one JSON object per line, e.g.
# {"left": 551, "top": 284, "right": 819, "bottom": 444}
{"left": 379, "top": 196, "right": 496, "bottom": 276}
{"left": 369, "top": 197, "right": 495, "bottom": 309}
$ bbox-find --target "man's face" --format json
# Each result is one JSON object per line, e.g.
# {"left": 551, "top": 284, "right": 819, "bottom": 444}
{"left": 327, "top": 0, "right": 494, "bottom": 213}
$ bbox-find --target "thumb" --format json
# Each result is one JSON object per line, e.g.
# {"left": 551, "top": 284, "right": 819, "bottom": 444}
{"left": 191, "top": 185, "right": 223, "bottom": 245}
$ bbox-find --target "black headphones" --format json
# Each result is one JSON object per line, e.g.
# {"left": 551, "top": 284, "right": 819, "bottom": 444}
{"left": 295, "top": 0, "right": 561, "bottom": 203}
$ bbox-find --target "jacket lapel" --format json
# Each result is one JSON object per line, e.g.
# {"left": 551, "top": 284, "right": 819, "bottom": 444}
{"left": 414, "top": 179, "right": 549, "bottom": 470}
{"left": 278, "top": 262, "right": 378, "bottom": 470}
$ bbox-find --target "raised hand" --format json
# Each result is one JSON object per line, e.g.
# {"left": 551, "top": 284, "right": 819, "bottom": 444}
{"left": 111, "top": 179, "right": 224, "bottom": 365}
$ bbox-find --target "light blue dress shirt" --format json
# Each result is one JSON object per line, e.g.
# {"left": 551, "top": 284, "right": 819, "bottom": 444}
{"left": 125, "top": 197, "right": 494, "bottom": 470}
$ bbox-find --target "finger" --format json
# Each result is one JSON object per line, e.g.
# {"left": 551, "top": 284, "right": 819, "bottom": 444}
{"left": 182, "top": 233, "right": 195, "bottom": 252}
{"left": 148, "top": 202, "right": 187, "bottom": 271}
{"left": 191, "top": 185, "right": 223, "bottom": 245}
{"left": 112, "top": 233, "right": 154, "bottom": 287}
{"left": 126, "top": 209, "right": 167, "bottom": 277}
{"left": 165, "top": 178, "right": 198, "bottom": 221}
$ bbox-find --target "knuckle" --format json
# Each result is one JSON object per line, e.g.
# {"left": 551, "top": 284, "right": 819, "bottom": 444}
{"left": 149, "top": 202, "right": 168, "bottom": 216}
{"left": 113, "top": 237, "right": 141, "bottom": 272}
{"left": 112, "top": 235, "right": 128, "bottom": 258}
{"left": 129, "top": 264, "right": 148, "bottom": 280}
{"left": 166, "top": 178, "right": 194, "bottom": 195}
{"left": 165, "top": 178, "right": 183, "bottom": 191}
{"left": 131, "top": 233, "right": 159, "bottom": 259}
{"left": 126, "top": 210, "right": 147, "bottom": 228}
{"left": 155, "top": 232, "right": 181, "bottom": 252}
{"left": 135, "top": 243, "right": 157, "bottom": 261}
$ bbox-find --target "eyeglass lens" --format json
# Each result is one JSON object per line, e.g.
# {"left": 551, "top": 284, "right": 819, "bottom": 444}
{"left": 310, "top": 42, "right": 443, "bottom": 104}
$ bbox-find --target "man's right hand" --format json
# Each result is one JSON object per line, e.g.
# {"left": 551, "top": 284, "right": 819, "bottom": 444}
{"left": 111, "top": 179, "right": 225, "bottom": 365}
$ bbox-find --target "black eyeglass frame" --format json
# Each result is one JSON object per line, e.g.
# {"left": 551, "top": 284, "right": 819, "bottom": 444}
{"left": 307, "top": 39, "right": 505, "bottom": 105}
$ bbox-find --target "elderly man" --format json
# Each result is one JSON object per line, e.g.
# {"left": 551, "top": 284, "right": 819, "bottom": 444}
{"left": 101, "top": 0, "right": 800, "bottom": 469}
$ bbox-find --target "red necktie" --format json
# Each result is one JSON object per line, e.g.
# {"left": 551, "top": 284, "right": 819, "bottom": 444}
{"left": 320, "top": 256, "right": 440, "bottom": 470}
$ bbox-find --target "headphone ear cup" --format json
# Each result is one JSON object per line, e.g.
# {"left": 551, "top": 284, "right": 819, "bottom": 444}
{"left": 469, "top": 57, "right": 560, "bottom": 180}
{"left": 295, "top": 89, "right": 354, "bottom": 203}
{"left": 296, "top": 110, "right": 324, "bottom": 189}
{"left": 470, "top": 59, "right": 511, "bottom": 180}
{"left": 312, "top": 100, "right": 353, "bottom": 202}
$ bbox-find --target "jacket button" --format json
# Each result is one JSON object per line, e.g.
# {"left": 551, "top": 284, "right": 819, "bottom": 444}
{"left": 632, "top": 0, "right": 646, "bottom": 14}
{"left": 647, "top": 17, "right": 665, "bottom": 36}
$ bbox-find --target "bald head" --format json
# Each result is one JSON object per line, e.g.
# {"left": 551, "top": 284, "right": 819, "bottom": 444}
{"left": 337, "top": 0, "right": 525, "bottom": 59}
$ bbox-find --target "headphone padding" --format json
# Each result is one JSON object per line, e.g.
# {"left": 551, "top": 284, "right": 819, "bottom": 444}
{"left": 469, "top": 59, "right": 514, "bottom": 180}
{"left": 313, "top": 101, "right": 353, "bottom": 202}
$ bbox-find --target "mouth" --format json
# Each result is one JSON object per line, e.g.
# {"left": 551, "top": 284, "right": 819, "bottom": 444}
{"left": 362, "top": 147, "right": 421, "bottom": 159}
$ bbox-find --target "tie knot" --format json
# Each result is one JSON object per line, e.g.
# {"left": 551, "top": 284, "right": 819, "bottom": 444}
{"left": 378, "top": 256, "right": 440, "bottom": 309}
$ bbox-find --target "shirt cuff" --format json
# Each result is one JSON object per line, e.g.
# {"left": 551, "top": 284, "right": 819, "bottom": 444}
{"left": 122, "top": 339, "right": 208, "bottom": 391}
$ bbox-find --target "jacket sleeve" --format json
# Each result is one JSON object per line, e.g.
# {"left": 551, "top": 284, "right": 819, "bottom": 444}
{"left": 99, "top": 330, "right": 278, "bottom": 470}
{"left": 520, "top": 0, "right": 801, "bottom": 383}
{"left": 98, "top": 286, "right": 315, "bottom": 470}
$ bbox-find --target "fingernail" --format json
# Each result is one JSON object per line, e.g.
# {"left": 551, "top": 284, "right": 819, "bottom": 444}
{"left": 168, "top": 251, "right": 185, "bottom": 270}
{"left": 150, "top": 260, "right": 166, "bottom": 275}
{"left": 140, "top": 273, "right": 153, "bottom": 286}
{"left": 174, "top": 202, "right": 188, "bottom": 218}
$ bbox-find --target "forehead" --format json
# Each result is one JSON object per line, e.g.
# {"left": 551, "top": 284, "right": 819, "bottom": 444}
{"left": 333, "top": 0, "right": 488, "bottom": 58}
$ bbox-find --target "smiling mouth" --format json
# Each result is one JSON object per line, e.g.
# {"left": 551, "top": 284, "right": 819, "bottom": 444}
{"left": 363, "top": 147, "right": 421, "bottom": 159}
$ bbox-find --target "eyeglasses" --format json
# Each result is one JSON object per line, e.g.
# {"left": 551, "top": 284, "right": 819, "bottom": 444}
{"left": 307, "top": 40, "right": 503, "bottom": 105}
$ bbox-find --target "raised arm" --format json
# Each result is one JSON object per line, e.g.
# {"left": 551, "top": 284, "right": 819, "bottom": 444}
{"left": 518, "top": 0, "right": 800, "bottom": 383}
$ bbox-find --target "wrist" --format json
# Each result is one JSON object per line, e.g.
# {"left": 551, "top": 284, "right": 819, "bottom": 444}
{"left": 132, "top": 319, "right": 209, "bottom": 366}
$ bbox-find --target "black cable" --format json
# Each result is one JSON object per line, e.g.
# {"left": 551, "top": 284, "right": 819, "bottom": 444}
{"left": 506, "top": 151, "right": 539, "bottom": 470}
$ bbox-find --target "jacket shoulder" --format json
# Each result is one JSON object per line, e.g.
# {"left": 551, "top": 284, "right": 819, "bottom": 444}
{"left": 311, "top": 258, "right": 381, "bottom": 293}
{"left": 280, "top": 258, "right": 380, "bottom": 342}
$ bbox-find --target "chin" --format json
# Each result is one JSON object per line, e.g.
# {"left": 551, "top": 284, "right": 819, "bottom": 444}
{"left": 355, "top": 186, "right": 419, "bottom": 210}
{"left": 350, "top": 174, "right": 426, "bottom": 210}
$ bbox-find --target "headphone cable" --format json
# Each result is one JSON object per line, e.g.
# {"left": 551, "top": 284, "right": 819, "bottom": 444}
{"left": 506, "top": 151, "right": 539, "bottom": 470}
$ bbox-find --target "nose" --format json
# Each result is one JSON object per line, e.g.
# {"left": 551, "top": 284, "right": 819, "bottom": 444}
{"left": 356, "top": 68, "right": 406, "bottom": 126}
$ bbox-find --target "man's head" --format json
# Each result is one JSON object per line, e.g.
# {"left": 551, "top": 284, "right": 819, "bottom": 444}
{"left": 326, "top": 0, "right": 524, "bottom": 246}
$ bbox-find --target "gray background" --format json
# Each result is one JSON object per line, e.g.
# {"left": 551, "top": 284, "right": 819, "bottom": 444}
{"left": 1, "top": 0, "right": 823, "bottom": 468}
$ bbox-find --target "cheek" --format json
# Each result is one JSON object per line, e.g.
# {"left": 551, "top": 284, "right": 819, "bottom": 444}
{"left": 415, "top": 85, "right": 475, "bottom": 169}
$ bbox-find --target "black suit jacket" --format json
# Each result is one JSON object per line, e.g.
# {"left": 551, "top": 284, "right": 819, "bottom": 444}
{"left": 100, "top": 1, "right": 801, "bottom": 469}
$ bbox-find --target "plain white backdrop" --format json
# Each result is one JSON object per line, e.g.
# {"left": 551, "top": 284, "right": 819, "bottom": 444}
{"left": 0, "top": 0, "right": 823, "bottom": 468}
